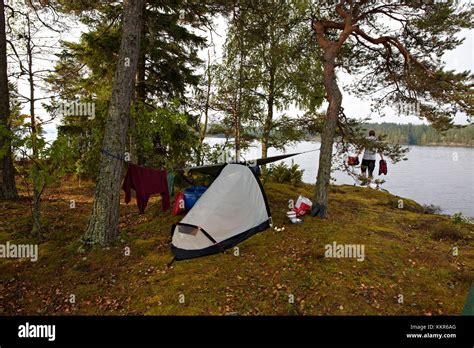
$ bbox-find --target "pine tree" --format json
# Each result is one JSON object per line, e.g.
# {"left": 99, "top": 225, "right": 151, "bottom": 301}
{"left": 0, "top": 0, "right": 18, "bottom": 200}
{"left": 310, "top": 1, "right": 473, "bottom": 218}
{"left": 82, "top": 0, "right": 145, "bottom": 246}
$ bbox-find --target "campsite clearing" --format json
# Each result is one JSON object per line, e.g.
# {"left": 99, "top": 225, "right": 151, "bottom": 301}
{"left": 0, "top": 177, "right": 473, "bottom": 315}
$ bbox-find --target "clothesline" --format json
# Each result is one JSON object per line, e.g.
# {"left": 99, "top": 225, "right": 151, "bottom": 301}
{"left": 100, "top": 149, "right": 166, "bottom": 170}
{"left": 100, "top": 149, "right": 127, "bottom": 161}
{"left": 104, "top": 147, "right": 320, "bottom": 214}
{"left": 101, "top": 147, "right": 321, "bottom": 175}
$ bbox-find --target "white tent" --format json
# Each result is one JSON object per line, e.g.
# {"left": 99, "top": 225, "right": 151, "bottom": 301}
{"left": 171, "top": 163, "right": 271, "bottom": 260}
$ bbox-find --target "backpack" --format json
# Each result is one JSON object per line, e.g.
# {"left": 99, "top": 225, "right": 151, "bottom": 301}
{"left": 172, "top": 191, "right": 186, "bottom": 216}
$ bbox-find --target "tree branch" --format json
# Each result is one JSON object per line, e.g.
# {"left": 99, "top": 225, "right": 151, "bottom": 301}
{"left": 352, "top": 26, "right": 434, "bottom": 77}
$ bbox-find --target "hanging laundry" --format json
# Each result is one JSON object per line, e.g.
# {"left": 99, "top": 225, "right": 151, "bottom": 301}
{"left": 122, "top": 164, "right": 170, "bottom": 213}
{"left": 379, "top": 159, "right": 388, "bottom": 175}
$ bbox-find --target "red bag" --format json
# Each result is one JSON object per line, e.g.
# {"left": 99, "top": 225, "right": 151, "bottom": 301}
{"left": 379, "top": 160, "right": 388, "bottom": 175}
{"left": 348, "top": 156, "right": 359, "bottom": 166}
{"left": 292, "top": 195, "right": 312, "bottom": 216}
{"left": 172, "top": 192, "right": 186, "bottom": 216}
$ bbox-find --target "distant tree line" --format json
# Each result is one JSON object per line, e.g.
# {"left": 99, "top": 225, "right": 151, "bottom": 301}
{"left": 362, "top": 123, "right": 474, "bottom": 147}
{"left": 208, "top": 121, "right": 474, "bottom": 147}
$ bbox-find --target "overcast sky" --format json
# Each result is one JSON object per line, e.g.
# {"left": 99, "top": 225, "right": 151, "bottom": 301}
{"left": 202, "top": 16, "right": 473, "bottom": 126}
{"left": 15, "top": 8, "right": 473, "bottom": 142}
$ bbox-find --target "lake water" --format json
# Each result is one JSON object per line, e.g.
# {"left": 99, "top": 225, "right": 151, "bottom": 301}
{"left": 206, "top": 138, "right": 474, "bottom": 217}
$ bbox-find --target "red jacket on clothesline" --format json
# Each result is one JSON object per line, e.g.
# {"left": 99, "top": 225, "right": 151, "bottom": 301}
{"left": 122, "top": 164, "right": 170, "bottom": 213}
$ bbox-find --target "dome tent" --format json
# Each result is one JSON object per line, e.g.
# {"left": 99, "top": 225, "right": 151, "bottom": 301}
{"left": 171, "top": 163, "right": 271, "bottom": 260}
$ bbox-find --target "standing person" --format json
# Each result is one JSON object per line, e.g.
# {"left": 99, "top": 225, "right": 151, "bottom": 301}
{"left": 358, "top": 130, "right": 383, "bottom": 183}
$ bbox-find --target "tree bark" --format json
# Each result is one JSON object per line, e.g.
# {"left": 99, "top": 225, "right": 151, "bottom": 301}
{"left": 235, "top": 5, "right": 244, "bottom": 162}
{"left": 235, "top": 70, "right": 242, "bottom": 162}
{"left": 312, "top": 48, "right": 342, "bottom": 218}
{"left": 197, "top": 51, "right": 211, "bottom": 166}
{"left": 0, "top": 1, "right": 18, "bottom": 200}
{"left": 132, "top": 14, "right": 147, "bottom": 165}
{"left": 25, "top": 17, "right": 42, "bottom": 235}
{"left": 261, "top": 72, "right": 274, "bottom": 160}
{"left": 234, "top": 107, "right": 241, "bottom": 161}
{"left": 261, "top": 20, "right": 276, "bottom": 161}
{"left": 311, "top": 2, "right": 353, "bottom": 218}
{"left": 83, "top": 0, "right": 145, "bottom": 246}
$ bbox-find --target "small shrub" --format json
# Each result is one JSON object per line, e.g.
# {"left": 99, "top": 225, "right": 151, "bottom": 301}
{"left": 430, "top": 223, "right": 465, "bottom": 241}
{"left": 423, "top": 204, "right": 442, "bottom": 214}
{"left": 451, "top": 212, "right": 471, "bottom": 225}
{"left": 267, "top": 162, "right": 304, "bottom": 185}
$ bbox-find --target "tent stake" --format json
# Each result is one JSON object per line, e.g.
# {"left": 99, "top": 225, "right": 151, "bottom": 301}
{"left": 167, "top": 257, "right": 176, "bottom": 267}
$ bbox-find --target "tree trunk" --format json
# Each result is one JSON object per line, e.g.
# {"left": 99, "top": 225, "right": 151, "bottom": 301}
{"left": 25, "top": 15, "right": 42, "bottom": 236}
{"left": 0, "top": 1, "right": 18, "bottom": 200}
{"left": 197, "top": 51, "right": 211, "bottom": 166}
{"left": 262, "top": 23, "right": 276, "bottom": 160}
{"left": 312, "top": 48, "right": 342, "bottom": 218}
{"left": 261, "top": 80, "right": 274, "bottom": 160}
{"left": 261, "top": 89, "right": 273, "bottom": 174}
{"left": 31, "top": 184, "right": 41, "bottom": 236}
{"left": 83, "top": 0, "right": 145, "bottom": 246}
{"left": 132, "top": 15, "right": 147, "bottom": 165}
{"left": 235, "top": 82, "right": 242, "bottom": 162}
{"left": 136, "top": 24, "right": 146, "bottom": 105}
{"left": 30, "top": 83, "right": 41, "bottom": 237}
{"left": 234, "top": 108, "right": 241, "bottom": 161}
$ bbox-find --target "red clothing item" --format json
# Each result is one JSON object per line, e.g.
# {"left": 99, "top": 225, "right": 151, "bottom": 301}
{"left": 379, "top": 159, "right": 388, "bottom": 175}
{"left": 122, "top": 164, "right": 170, "bottom": 213}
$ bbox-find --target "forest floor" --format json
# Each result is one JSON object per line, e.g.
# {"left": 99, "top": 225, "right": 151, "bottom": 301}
{"left": 0, "top": 176, "right": 473, "bottom": 315}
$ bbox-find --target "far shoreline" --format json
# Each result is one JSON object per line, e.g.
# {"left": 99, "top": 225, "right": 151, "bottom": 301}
{"left": 205, "top": 134, "right": 474, "bottom": 148}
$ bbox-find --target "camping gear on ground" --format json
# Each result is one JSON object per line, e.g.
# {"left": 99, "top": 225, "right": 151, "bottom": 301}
{"left": 348, "top": 156, "right": 359, "bottom": 166}
{"left": 122, "top": 164, "right": 170, "bottom": 214}
{"left": 183, "top": 186, "right": 207, "bottom": 211}
{"left": 286, "top": 210, "right": 302, "bottom": 224}
{"left": 293, "top": 195, "right": 312, "bottom": 216}
{"left": 172, "top": 191, "right": 186, "bottom": 216}
{"left": 379, "top": 159, "right": 388, "bottom": 175}
{"left": 171, "top": 163, "right": 271, "bottom": 260}
{"left": 249, "top": 165, "right": 261, "bottom": 176}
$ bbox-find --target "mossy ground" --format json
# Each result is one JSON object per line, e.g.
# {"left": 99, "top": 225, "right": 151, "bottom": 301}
{"left": 0, "top": 177, "right": 473, "bottom": 315}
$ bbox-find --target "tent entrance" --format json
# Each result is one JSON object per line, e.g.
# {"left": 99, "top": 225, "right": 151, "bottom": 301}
{"left": 173, "top": 223, "right": 218, "bottom": 244}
